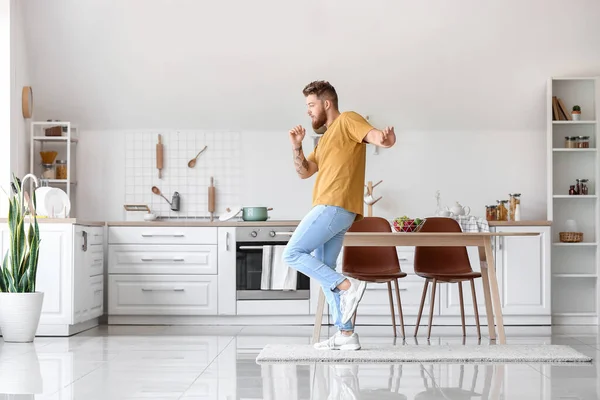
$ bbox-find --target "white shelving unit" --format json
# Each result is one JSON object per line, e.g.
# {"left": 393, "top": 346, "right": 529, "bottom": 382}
{"left": 29, "top": 121, "right": 78, "bottom": 217}
{"left": 547, "top": 76, "right": 600, "bottom": 325}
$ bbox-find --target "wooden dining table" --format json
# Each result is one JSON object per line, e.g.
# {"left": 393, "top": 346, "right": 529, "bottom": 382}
{"left": 312, "top": 231, "right": 540, "bottom": 345}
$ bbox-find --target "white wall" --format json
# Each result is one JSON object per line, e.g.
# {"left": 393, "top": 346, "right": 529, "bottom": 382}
{"left": 20, "top": 0, "right": 600, "bottom": 222}
{"left": 9, "top": 0, "right": 30, "bottom": 179}
{"left": 0, "top": 0, "right": 10, "bottom": 216}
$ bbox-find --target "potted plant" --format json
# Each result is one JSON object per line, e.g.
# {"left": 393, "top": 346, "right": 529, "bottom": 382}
{"left": 0, "top": 175, "right": 44, "bottom": 342}
{"left": 572, "top": 105, "right": 581, "bottom": 121}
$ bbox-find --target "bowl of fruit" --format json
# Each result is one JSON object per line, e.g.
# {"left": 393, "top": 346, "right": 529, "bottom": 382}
{"left": 392, "top": 216, "right": 425, "bottom": 233}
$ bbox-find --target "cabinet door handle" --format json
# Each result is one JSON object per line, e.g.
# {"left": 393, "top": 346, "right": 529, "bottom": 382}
{"left": 141, "top": 288, "right": 185, "bottom": 292}
{"left": 141, "top": 258, "right": 185, "bottom": 262}
{"left": 398, "top": 257, "right": 409, "bottom": 261}
{"left": 226, "top": 232, "right": 230, "bottom": 251}
{"left": 94, "top": 258, "right": 103, "bottom": 263}
{"left": 141, "top": 234, "right": 185, "bottom": 238}
{"left": 82, "top": 231, "right": 88, "bottom": 251}
{"left": 239, "top": 246, "right": 264, "bottom": 250}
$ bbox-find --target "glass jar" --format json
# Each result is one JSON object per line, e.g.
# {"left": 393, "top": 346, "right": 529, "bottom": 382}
{"left": 580, "top": 136, "right": 590, "bottom": 148}
{"left": 496, "top": 200, "right": 508, "bottom": 221}
{"left": 580, "top": 179, "right": 589, "bottom": 195}
{"left": 509, "top": 193, "right": 521, "bottom": 221}
{"left": 569, "top": 185, "right": 576, "bottom": 195}
{"left": 565, "top": 136, "right": 576, "bottom": 148}
{"left": 575, "top": 179, "right": 581, "bottom": 195}
{"left": 485, "top": 205, "right": 497, "bottom": 221}
{"left": 41, "top": 163, "right": 55, "bottom": 179}
{"left": 55, "top": 160, "right": 67, "bottom": 180}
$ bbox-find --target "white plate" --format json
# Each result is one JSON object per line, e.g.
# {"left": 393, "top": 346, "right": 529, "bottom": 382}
{"left": 44, "top": 188, "right": 71, "bottom": 218}
{"left": 33, "top": 187, "right": 53, "bottom": 216}
{"left": 219, "top": 206, "right": 242, "bottom": 222}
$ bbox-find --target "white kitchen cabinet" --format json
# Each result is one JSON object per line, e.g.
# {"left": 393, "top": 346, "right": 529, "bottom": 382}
{"left": 440, "top": 226, "right": 551, "bottom": 321}
{"left": 217, "top": 227, "right": 236, "bottom": 315}
{"left": 107, "top": 226, "right": 221, "bottom": 321}
{"left": 0, "top": 221, "right": 105, "bottom": 336}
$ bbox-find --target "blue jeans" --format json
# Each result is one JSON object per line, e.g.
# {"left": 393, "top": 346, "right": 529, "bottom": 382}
{"left": 283, "top": 205, "right": 357, "bottom": 331}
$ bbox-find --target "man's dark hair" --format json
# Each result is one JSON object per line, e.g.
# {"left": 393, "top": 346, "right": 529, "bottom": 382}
{"left": 302, "top": 80, "right": 338, "bottom": 109}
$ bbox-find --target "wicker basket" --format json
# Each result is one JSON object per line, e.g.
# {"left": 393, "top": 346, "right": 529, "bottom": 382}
{"left": 559, "top": 232, "right": 583, "bottom": 243}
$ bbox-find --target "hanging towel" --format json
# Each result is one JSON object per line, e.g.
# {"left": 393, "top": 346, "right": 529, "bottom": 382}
{"left": 272, "top": 245, "right": 297, "bottom": 291}
{"left": 261, "top": 245, "right": 273, "bottom": 290}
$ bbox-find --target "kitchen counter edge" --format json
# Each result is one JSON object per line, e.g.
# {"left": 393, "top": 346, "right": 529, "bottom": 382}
{"left": 105, "top": 219, "right": 551, "bottom": 227}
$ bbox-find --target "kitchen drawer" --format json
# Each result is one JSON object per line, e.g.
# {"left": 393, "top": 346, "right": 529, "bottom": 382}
{"left": 108, "top": 274, "right": 218, "bottom": 315}
{"left": 108, "top": 245, "right": 217, "bottom": 274}
{"left": 108, "top": 227, "right": 217, "bottom": 245}
{"left": 90, "top": 275, "right": 103, "bottom": 317}
{"left": 88, "top": 244, "right": 104, "bottom": 276}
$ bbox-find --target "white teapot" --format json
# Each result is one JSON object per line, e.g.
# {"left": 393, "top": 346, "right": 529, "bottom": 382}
{"left": 448, "top": 201, "right": 471, "bottom": 216}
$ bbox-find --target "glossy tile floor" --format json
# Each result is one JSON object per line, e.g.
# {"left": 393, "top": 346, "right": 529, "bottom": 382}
{"left": 0, "top": 325, "right": 599, "bottom": 399}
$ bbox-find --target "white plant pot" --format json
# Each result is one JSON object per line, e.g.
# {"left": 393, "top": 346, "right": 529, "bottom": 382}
{"left": 0, "top": 292, "right": 44, "bottom": 342}
{"left": 572, "top": 113, "right": 581, "bottom": 121}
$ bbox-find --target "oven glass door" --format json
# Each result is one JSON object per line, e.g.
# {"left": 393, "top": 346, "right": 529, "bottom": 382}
{"left": 236, "top": 241, "right": 310, "bottom": 300}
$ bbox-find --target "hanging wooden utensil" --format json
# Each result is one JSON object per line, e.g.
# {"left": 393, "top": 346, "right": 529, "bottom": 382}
{"left": 156, "top": 134, "right": 164, "bottom": 179}
{"left": 208, "top": 176, "right": 216, "bottom": 221}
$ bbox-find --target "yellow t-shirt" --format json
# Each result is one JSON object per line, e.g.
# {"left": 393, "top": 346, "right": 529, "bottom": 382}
{"left": 306, "top": 111, "right": 374, "bottom": 221}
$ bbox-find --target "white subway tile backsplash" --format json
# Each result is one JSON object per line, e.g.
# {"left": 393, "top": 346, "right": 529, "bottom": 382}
{"left": 125, "top": 130, "right": 241, "bottom": 218}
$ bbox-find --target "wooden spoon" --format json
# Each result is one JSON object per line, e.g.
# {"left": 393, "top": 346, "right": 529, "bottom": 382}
{"left": 151, "top": 186, "right": 172, "bottom": 205}
{"left": 188, "top": 146, "right": 208, "bottom": 168}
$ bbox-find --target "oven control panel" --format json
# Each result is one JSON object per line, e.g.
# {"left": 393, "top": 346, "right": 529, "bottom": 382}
{"left": 235, "top": 226, "right": 296, "bottom": 242}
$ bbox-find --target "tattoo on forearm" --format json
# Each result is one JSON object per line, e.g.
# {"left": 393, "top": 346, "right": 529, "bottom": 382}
{"left": 294, "top": 146, "right": 309, "bottom": 175}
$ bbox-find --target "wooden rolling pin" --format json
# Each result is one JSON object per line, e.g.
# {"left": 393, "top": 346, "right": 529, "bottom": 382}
{"left": 208, "top": 176, "right": 215, "bottom": 221}
{"left": 156, "top": 134, "right": 163, "bottom": 179}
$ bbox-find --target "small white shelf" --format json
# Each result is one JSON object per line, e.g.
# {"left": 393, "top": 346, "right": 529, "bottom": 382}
{"left": 552, "top": 121, "right": 597, "bottom": 125}
{"left": 552, "top": 242, "right": 598, "bottom": 246}
{"left": 553, "top": 274, "right": 598, "bottom": 278}
{"left": 553, "top": 195, "right": 598, "bottom": 198}
{"left": 552, "top": 148, "right": 597, "bottom": 152}
{"left": 33, "top": 136, "right": 78, "bottom": 143}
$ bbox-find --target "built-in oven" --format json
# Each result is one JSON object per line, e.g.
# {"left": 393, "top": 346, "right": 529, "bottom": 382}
{"left": 235, "top": 226, "right": 310, "bottom": 300}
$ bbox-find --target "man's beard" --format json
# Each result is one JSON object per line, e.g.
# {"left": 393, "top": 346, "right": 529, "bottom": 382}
{"left": 311, "top": 113, "right": 327, "bottom": 131}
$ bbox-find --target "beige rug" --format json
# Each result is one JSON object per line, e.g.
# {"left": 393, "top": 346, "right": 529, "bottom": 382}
{"left": 256, "top": 344, "right": 592, "bottom": 364}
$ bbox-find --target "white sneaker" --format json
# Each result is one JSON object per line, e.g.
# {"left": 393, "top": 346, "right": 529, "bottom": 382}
{"left": 313, "top": 331, "right": 361, "bottom": 351}
{"left": 340, "top": 277, "right": 367, "bottom": 324}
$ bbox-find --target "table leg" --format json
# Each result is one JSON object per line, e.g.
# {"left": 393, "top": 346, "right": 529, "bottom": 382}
{"left": 484, "top": 236, "right": 505, "bottom": 343}
{"left": 312, "top": 289, "right": 326, "bottom": 344}
{"left": 478, "top": 246, "right": 496, "bottom": 340}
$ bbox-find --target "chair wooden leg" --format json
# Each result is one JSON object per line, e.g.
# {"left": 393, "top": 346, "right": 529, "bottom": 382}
{"left": 312, "top": 289, "right": 326, "bottom": 344}
{"left": 427, "top": 279, "right": 438, "bottom": 340}
{"left": 414, "top": 279, "right": 430, "bottom": 337}
{"left": 458, "top": 281, "right": 466, "bottom": 337}
{"left": 393, "top": 279, "right": 406, "bottom": 338}
{"left": 387, "top": 281, "right": 397, "bottom": 337}
{"left": 471, "top": 279, "right": 481, "bottom": 339}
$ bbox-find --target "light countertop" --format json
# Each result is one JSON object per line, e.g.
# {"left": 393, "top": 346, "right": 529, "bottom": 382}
{"left": 106, "top": 220, "right": 302, "bottom": 227}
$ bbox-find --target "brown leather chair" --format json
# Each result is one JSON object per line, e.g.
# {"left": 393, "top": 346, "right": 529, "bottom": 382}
{"left": 341, "top": 216, "right": 408, "bottom": 337}
{"left": 413, "top": 217, "right": 482, "bottom": 339}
